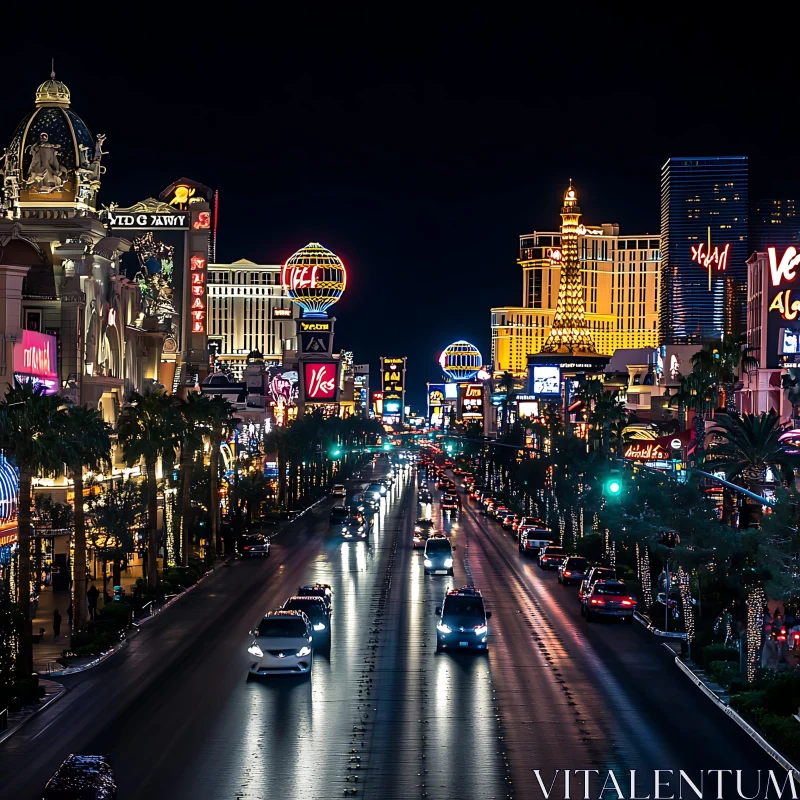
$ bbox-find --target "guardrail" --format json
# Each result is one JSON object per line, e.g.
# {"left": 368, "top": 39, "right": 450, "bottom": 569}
{"left": 0, "top": 707, "right": 7, "bottom": 731}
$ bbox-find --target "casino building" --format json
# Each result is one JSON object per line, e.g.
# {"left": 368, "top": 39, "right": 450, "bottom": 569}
{"left": 206, "top": 259, "right": 298, "bottom": 377}
{"left": 491, "top": 220, "right": 661, "bottom": 377}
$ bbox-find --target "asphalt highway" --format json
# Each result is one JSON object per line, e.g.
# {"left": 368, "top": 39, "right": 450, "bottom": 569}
{"left": 0, "top": 458, "right": 778, "bottom": 799}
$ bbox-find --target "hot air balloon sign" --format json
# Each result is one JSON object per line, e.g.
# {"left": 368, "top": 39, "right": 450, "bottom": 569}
{"left": 281, "top": 242, "right": 347, "bottom": 318}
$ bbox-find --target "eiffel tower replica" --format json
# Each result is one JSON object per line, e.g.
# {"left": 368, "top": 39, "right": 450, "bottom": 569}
{"left": 528, "top": 182, "right": 609, "bottom": 395}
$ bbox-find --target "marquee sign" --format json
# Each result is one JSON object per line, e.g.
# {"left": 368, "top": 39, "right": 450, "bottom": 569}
{"left": 623, "top": 442, "right": 671, "bottom": 462}
{"left": 302, "top": 362, "right": 338, "bottom": 402}
{"left": 460, "top": 383, "right": 483, "bottom": 418}
{"left": 14, "top": 330, "right": 58, "bottom": 392}
{"left": 190, "top": 254, "right": 207, "bottom": 333}
{"left": 272, "top": 307, "right": 293, "bottom": 319}
{"left": 382, "top": 357, "right": 405, "bottom": 398}
{"left": 108, "top": 212, "right": 189, "bottom": 230}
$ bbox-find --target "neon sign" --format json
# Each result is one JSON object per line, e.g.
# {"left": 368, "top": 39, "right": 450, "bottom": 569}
{"left": 193, "top": 211, "right": 211, "bottom": 230}
{"left": 303, "top": 362, "right": 337, "bottom": 401}
{"left": 13, "top": 331, "right": 58, "bottom": 393}
{"left": 190, "top": 254, "right": 207, "bottom": 333}
{"left": 769, "top": 246, "right": 800, "bottom": 287}
{"left": 575, "top": 225, "right": 603, "bottom": 236}
{"left": 548, "top": 248, "right": 562, "bottom": 261}
{"left": 281, "top": 242, "right": 347, "bottom": 318}
{"left": 624, "top": 442, "right": 671, "bottom": 462}
{"left": 690, "top": 241, "right": 730, "bottom": 272}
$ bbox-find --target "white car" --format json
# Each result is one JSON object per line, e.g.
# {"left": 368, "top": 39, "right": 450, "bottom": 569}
{"left": 247, "top": 611, "right": 314, "bottom": 677}
{"left": 331, "top": 484, "right": 346, "bottom": 497}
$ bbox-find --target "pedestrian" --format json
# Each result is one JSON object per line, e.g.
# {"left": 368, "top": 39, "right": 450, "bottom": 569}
{"left": 53, "top": 608, "right": 62, "bottom": 641}
{"left": 87, "top": 584, "right": 99, "bottom": 620}
{"left": 67, "top": 600, "right": 74, "bottom": 630}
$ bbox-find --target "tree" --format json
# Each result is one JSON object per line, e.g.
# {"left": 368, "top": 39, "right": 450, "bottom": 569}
{"left": 0, "top": 380, "right": 66, "bottom": 677}
{"left": 117, "top": 386, "right": 176, "bottom": 587}
{"left": 61, "top": 405, "right": 112, "bottom": 631}
{"left": 206, "top": 396, "right": 235, "bottom": 555}
{"left": 704, "top": 410, "right": 800, "bottom": 491}
{"left": 86, "top": 480, "right": 143, "bottom": 598}
{"left": 174, "top": 393, "right": 214, "bottom": 566}
{"left": 692, "top": 335, "right": 759, "bottom": 415}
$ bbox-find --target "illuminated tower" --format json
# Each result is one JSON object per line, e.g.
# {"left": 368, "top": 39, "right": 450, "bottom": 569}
{"left": 541, "top": 182, "right": 599, "bottom": 355}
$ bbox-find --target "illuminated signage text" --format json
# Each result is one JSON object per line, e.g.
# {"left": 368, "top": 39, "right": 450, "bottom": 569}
{"left": 304, "top": 362, "right": 337, "bottom": 401}
{"left": 624, "top": 442, "right": 671, "bottom": 462}
{"left": 108, "top": 212, "right": 189, "bottom": 229}
{"left": 190, "top": 254, "right": 207, "bottom": 333}
{"left": 690, "top": 241, "right": 730, "bottom": 272}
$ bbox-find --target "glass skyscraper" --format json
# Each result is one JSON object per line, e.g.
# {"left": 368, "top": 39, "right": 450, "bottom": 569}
{"left": 659, "top": 156, "right": 749, "bottom": 344}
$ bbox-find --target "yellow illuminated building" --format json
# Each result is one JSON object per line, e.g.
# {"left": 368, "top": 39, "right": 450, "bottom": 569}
{"left": 491, "top": 222, "right": 661, "bottom": 376}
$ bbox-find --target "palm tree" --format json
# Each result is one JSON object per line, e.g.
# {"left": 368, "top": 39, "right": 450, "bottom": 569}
{"left": 0, "top": 380, "right": 66, "bottom": 677}
{"left": 117, "top": 386, "right": 176, "bottom": 587}
{"left": 704, "top": 410, "right": 800, "bottom": 491}
{"left": 590, "top": 391, "right": 628, "bottom": 455}
{"left": 206, "top": 396, "right": 235, "bottom": 555}
{"left": 692, "top": 335, "right": 759, "bottom": 415}
{"left": 174, "top": 393, "right": 214, "bottom": 566}
{"left": 264, "top": 425, "right": 291, "bottom": 510}
{"left": 61, "top": 405, "right": 112, "bottom": 631}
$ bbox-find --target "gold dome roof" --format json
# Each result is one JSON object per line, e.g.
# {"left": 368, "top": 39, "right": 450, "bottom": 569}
{"left": 35, "top": 75, "right": 71, "bottom": 108}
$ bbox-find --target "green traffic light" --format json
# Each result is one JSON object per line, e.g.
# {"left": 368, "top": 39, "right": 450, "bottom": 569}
{"left": 607, "top": 480, "right": 621, "bottom": 495}
{"left": 331, "top": 449, "right": 342, "bottom": 458}
{"left": 383, "top": 443, "right": 391, "bottom": 451}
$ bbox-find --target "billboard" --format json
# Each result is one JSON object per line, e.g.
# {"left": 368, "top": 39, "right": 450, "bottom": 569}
{"left": 381, "top": 357, "right": 406, "bottom": 422}
{"left": 531, "top": 365, "right": 561, "bottom": 396}
{"left": 427, "top": 384, "right": 445, "bottom": 418}
{"left": 460, "top": 383, "right": 483, "bottom": 418}
{"left": 14, "top": 330, "right": 58, "bottom": 393}
{"left": 444, "top": 382, "right": 458, "bottom": 400}
{"left": 302, "top": 361, "right": 339, "bottom": 402}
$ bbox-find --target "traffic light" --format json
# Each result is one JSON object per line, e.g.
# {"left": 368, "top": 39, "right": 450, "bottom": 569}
{"left": 383, "top": 443, "right": 391, "bottom": 451}
{"left": 606, "top": 479, "right": 622, "bottom": 496}
{"left": 603, "top": 470, "right": 624, "bottom": 499}
{"left": 330, "top": 447, "right": 342, "bottom": 458}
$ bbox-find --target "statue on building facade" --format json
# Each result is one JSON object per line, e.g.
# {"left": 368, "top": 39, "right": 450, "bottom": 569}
{"left": 26, "top": 132, "right": 66, "bottom": 192}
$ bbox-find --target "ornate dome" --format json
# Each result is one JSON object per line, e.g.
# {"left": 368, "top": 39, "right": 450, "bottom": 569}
{"left": 35, "top": 76, "right": 71, "bottom": 107}
{"left": 4, "top": 74, "right": 100, "bottom": 207}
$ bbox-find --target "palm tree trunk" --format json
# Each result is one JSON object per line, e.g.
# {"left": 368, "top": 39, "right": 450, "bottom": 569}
{"left": 209, "top": 434, "right": 220, "bottom": 556}
{"left": 146, "top": 458, "right": 159, "bottom": 588}
{"left": 72, "top": 467, "right": 89, "bottom": 631}
{"left": 179, "top": 446, "right": 192, "bottom": 567}
{"left": 17, "top": 469, "right": 33, "bottom": 678}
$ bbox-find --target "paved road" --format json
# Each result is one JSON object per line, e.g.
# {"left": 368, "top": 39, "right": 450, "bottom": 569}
{"left": 0, "top": 459, "right": 778, "bottom": 799}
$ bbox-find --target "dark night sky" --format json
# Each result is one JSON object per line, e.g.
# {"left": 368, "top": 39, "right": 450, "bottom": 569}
{"left": 2, "top": 15, "right": 796, "bottom": 409}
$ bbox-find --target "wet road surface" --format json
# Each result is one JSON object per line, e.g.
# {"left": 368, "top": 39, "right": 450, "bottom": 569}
{"left": 0, "top": 460, "right": 780, "bottom": 799}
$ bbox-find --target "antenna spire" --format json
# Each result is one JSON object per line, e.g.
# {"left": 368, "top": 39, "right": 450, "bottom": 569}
{"left": 50, "top": 58, "right": 55, "bottom": 79}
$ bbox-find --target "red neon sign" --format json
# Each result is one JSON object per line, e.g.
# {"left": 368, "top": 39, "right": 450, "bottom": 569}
{"left": 13, "top": 330, "right": 57, "bottom": 382}
{"left": 690, "top": 241, "right": 730, "bottom": 272}
{"left": 282, "top": 265, "right": 320, "bottom": 291}
{"left": 193, "top": 211, "right": 211, "bottom": 230}
{"left": 304, "top": 362, "right": 337, "bottom": 401}
{"left": 190, "top": 254, "right": 207, "bottom": 333}
{"left": 769, "top": 246, "right": 800, "bottom": 287}
{"left": 624, "top": 442, "right": 671, "bottom": 462}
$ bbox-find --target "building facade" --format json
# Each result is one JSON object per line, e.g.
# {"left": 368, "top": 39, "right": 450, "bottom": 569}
{"left": 207, "top": 259, "right": 297, "bottom": 376}
{"left": 492, "top": 223, "right": 661, "bottom": 376}
{"left": 659, "top": 156, "right": 749, "bottom": 345}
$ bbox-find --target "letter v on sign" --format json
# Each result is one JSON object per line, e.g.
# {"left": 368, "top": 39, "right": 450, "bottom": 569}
{"left": 769, "top": 246, "right": 800, "bottom": 287}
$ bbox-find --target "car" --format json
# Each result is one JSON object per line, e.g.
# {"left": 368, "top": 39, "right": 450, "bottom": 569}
{"left": 367, "top": 482, "right": 385, "bottom": 498}
{"left": 240, "top": 533, "right": 270, "bottom": 558}
{"left": 298, "top": 583, "right": 333, "bottom": 612}
{"left": 43, "top": 755, "right": 118, "bottom": 799}
{"left": 413, "top": 518, "right": 436, "bottom": 548}
{"left": 360, "top": 494, "right": 380, "bottom": 513}
{"left": 519, "top": 525, "right": 553, "bottom": 554}
{"left": 558, "top": 556, "right": 590, "bottom": 585}
{"left": 492, "top": 505, "right": 509, "bottom": 520}
{"left": 582, "top": 580, "right": 636, "bottom": 622}
{"left": 539, "top": 545, "right": 566, "bottom": 569}
{"left": 436, "top": 478, "right": 448, "bottom": 490}
{"left": 331, "top": 484, "right": 346, "bottom": 498}
{"left": 419, "top": 492, "right": 433, "bottom": 505}
{"left": 341, "top": 515, "right": 370, "bottom": 539}
{"left": 435, "top": 586, "right": 492, "bottom": 652}
{"left": 502, "top": 513, "right": 518, "bottom": 531}
{"left": 424, "top": 535, "right": 455, "bottom": 575}
{"left": 247, "top": 610, "right": 314, "bottom": 676}
{"left": 441, "top": 495, "right": 459, "bottom": 514}
{"left": 281, "top": 596, "right": 331, "bottom": 649}
{"left": 578, "top": 566, "right": 618, "bottom": 602}
{"left": 329, "top": 505, "right": 349, "bottom": 525}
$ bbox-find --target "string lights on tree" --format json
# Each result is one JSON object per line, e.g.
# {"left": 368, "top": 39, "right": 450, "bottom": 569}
{"left": 746, "top": 587, "right": 766, "bottom": 683}
{"left": 678, "top": 567, "right": 695, "bottom": 642}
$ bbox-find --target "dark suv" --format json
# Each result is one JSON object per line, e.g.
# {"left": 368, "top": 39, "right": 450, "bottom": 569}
{"left": 435, "top": 586, "right": 491, "bottom": 652}
{"left": 43, "top": 755, "right": 118, "bottom": 799}
{"left": 424, "top": 536, "right": 455, "bottom": 575}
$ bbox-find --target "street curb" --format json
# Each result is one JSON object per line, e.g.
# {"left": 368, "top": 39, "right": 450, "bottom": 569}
{"left": 0, "top": 681, "right": 67, "bottom": 747}
{"left": 671, "top": 647, "right": 800, "bottom": 778}
{"left": 634, "top": 609, "right": 688, "bottom": 639}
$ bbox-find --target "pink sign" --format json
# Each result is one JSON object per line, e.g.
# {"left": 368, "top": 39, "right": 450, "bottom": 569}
{"left": 13, "top": 330, "right": 57, "bottom": 382}
{"left": 303, "top": 362, "right": 337, "bottom": 401}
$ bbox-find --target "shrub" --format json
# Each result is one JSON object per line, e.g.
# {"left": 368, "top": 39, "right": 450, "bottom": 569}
{"left": 98, "top": 603, "right": 132, "bottom": 629}
{"left": 705, "top": 661, "right": 742, "bottom": 690}
{"left": 756, "top": 712, "right": 800, "bottom": 762}
{"left": 702, "top": 644, "right": 740, "bottom": 669}
{"left": 731, "top": 690, "right": 766, "bottom": 713}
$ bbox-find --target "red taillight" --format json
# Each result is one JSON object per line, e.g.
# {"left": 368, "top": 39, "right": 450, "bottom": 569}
{"left": 621, "top": 600, "right": 632, "bottom": 606}
{"left": 793, "top": 633, "right": 799, "bottom": 641}
{"left": 244, "top": 546, "right": 251, "bottom": 550}
{"left": 590, "top": 598, "right": 605, "bottom": 605}
{"left": 563, "top": 571, "right": 572, "bottom": 577}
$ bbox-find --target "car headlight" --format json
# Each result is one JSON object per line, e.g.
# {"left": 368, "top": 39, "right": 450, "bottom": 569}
{"left": 380, "top": 487, "right": 387, "bottom": 495}
{"left": 313, "top": 623, "right": 326, "bottom": 631}
{"left": 414, "top": 526, "right": 422, "bottom": 533}
{"left": 424, "top": 559, "right": 433, "bottom": 567}
{"left": 444, "top": 558, "right": 453, "bottom": 568}
{"left": 248, "top": 644, "right": 263, "bottom": 657}
{"left": 437, "top": 622, "right": 452, "bottom": 633}
{"left": 296, "top": 646, "right": 312, "bottom": 657}
{"left": 473, "top": 624, "right": 488, "bottom": 636}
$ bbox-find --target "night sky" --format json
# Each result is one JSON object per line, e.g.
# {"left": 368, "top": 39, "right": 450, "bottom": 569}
{"left": 2, "top": 17, "right": 796, "bottom": 410}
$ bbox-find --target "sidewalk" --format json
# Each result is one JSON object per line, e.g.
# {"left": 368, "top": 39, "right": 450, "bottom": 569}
{"left": 31, "top": 570, "right": 140, "bottom": 675}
